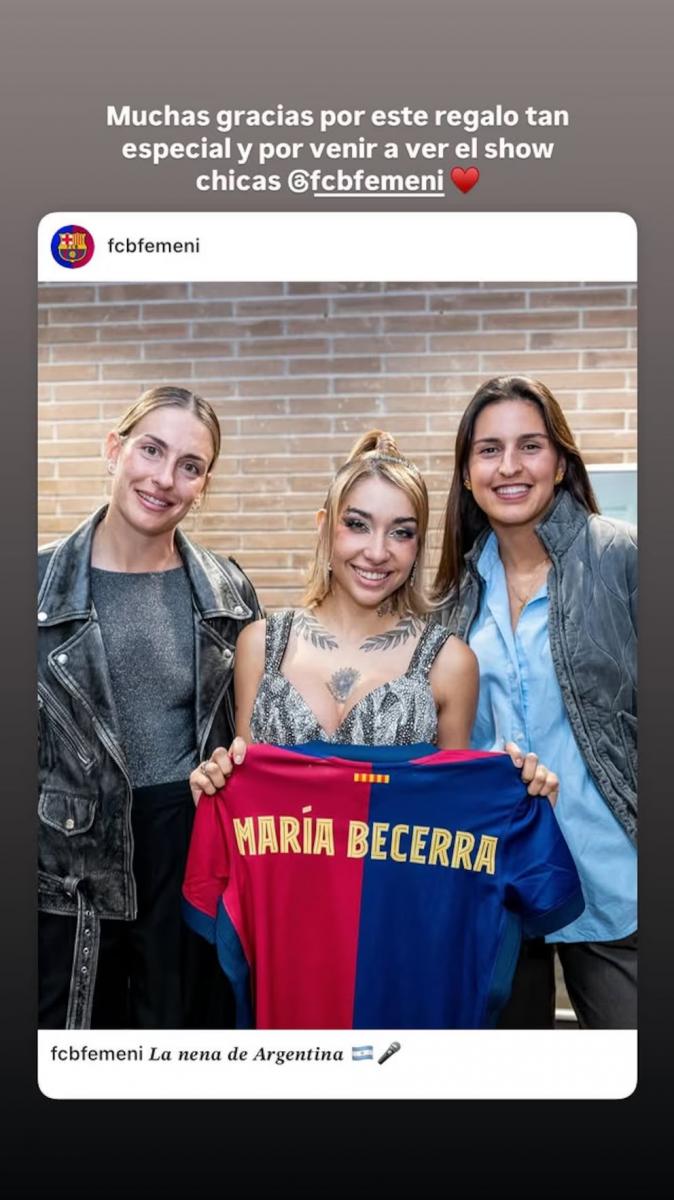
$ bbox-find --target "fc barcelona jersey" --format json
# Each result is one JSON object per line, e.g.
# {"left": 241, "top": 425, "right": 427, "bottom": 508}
{"left": 182, "top": 742, "right": 583, "bottom": 1029}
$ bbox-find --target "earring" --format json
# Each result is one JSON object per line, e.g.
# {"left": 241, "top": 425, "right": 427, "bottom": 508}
{"left": 409, "top": 561, "right": 417, "bottom": 587}
{"left": 107, "top": 460, "right": 116, "bottom": 475}
{"left": 555, "top": 470, "right": 564, "bottom": 484}
{"left": 463, "top": 478, "right": 472, "bottom": 491}
{"left": 328, "top": 563, "right": 333, "bottom": 575}
{"left": 191, "top": 497, "right": 202, "bottom": 513}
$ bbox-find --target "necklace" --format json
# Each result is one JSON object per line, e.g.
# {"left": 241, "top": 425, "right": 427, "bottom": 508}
{"left": 505, "top": 555, "right": 551, "bottom": 613}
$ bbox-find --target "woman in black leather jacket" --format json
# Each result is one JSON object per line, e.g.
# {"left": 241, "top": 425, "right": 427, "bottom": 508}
{"left": 433, "top": 376, "right": 637, "bottom": 1029}
{"left": 38, "top": 386, "right": 262, "bottom": 1029}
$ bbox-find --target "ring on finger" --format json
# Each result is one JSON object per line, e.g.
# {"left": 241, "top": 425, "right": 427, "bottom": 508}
{"left": 200, "top": 760, "right": 211, "bottom": 773}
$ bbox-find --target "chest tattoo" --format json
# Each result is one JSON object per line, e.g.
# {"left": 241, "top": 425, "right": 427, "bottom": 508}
{"left": 326, "top": 667, "right": 361, "bottom": 704}
{"left": 359, "top": 615, "right": 425, "bottom": 653}
{"left": 293, "top": 610, "right": 338, "bottom": 651}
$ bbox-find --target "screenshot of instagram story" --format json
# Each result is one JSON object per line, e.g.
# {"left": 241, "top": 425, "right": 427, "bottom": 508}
{"left": 36, "top": 210, "right": 637, "bottom": 1101}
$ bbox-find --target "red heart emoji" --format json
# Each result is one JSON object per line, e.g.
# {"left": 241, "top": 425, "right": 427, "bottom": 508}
{"left": 450, "top": 166, "right": 480, "bottom": 194}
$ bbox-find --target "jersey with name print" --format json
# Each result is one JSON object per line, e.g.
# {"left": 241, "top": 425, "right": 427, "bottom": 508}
{"left": 182, "top": 742, "right": 583, "bottom": 1029}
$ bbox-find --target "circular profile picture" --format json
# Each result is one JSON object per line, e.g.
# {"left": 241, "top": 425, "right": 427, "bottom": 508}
{"left": 51, "top": 224, "right": 95, "bottom": 269}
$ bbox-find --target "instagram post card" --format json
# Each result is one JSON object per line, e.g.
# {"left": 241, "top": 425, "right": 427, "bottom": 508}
{"left": 37, "top": 211, "right": 637, "bottom": 1100}
{"left": 5, "top": 3, "right": 674, "bottom": 1193}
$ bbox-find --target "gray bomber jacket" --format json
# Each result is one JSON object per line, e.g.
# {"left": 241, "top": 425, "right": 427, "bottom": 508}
{"left": 38, "top": 506, "right": 262, "bottom": 1027}
{"left": 434, "top": 489, "right": 637, "bottom": 844}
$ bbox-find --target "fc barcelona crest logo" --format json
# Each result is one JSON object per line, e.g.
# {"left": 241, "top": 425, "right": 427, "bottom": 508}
{"left": 51, "top": 224, "right": 95, "bottom": 269}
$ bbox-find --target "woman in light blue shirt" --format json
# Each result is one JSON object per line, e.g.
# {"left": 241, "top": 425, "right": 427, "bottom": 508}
{"left": 433, "top": 376, "right": 637, "bottom": 1029}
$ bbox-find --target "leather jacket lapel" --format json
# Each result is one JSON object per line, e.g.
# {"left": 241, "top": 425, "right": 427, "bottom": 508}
{"left": 194, "top": 617, "right": 235, "bottom": 756}
{"left": 46, "top": 618, "right": 127, "bottom": 774}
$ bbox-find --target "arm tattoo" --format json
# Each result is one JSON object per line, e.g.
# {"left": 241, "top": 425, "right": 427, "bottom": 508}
{"left": 293, "top": 610, "right": 339, "bottom": 651}
{"left": 359, "top": 615, "right": 425, "bottom": 653}
{"left": 326, "top": 667, "right": 361, "bottom": 703}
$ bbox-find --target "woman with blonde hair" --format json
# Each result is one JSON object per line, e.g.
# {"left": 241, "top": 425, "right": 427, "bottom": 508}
{"left": 236, "top": 429, "right": 476, "bottom": 749}
{"left": 38, "top": 386, "right": 262, "bottom": 1029}
{"left": 194, "top": 427, "right": 556, "bottom": 768}
{"left": 197, "top": 432, "right": 466, "bottom": 761}
{"left": 187, "top": 429, "right": 570, "bottom": 1029}
{"left": 195, "top": 427, "right": 557, "bottom": 788}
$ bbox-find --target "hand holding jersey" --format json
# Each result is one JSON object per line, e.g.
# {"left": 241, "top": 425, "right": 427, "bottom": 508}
{"left": 191, "top": 736, "right": 247, "bottom": 805}
{"left": 184, "top": 429, "right": 572, "bottom": 1030}
{"left": 183, "top": 744, "right": 581, "bottom": 1029}
{"left": 190, "top": 736, "right": 559, "bottom": 806}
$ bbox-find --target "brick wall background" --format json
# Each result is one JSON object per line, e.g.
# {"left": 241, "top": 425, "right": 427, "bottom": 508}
{"left": 38, "top": 281, "right": 637, "bottom": 609}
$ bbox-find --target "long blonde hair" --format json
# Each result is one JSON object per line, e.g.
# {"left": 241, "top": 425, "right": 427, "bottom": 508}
{"left": 302, "top": 430, "right": 430, "bottom": 616}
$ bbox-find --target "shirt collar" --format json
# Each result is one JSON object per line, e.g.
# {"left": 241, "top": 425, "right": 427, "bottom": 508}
{"left": 475, "top": 530, "right": 501, "bottom": 583}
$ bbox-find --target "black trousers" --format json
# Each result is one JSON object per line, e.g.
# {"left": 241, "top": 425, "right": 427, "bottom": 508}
{"left": 39, "top": 780, "right": 234, "bottom": 1029}
{"left": 497, "top": 938, "right": 556, "bottom": 1029}
{"left": 497, "top": 933, "right": 638, "bottom": 1030}
{"left": 556, "top": 932, "right": 637, "bottom": 1029}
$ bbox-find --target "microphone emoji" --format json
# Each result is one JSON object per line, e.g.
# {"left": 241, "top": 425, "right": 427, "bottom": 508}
{"left": 377, "top": 1041, "right": 401, "bottom": 1065}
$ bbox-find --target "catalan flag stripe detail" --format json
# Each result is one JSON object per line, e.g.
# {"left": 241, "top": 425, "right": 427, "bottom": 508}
{"left": 353, "top": 772, "right": 390, "bottom": 784}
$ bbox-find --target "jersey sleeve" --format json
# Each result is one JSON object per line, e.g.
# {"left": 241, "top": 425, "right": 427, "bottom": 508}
{"left": 181, "top": 791, "right": 230, "bottom": 944}
{"left": 502, "top": 793, "right": 585, "bottom": 936}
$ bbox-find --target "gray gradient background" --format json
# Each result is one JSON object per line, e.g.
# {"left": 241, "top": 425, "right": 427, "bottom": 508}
{"left": 2, "top": 1, "right": 672, "bottom": 1195}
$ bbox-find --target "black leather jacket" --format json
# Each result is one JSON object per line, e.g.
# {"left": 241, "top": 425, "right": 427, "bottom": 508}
{"left": 435, "top": 489, "right": 637, "bottom": 844}
{"left": 38, "top": 506, "right": 262, "bottom": 1027}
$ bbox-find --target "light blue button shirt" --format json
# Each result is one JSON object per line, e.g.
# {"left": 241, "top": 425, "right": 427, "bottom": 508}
{"left": 468, "top": 533, "right": 637, "bottom": 943}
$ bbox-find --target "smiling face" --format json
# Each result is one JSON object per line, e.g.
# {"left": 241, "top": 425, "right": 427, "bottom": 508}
{"left": 325, "top": 474, "right": 419, "bottom": 609}
{"left": 466, "top": 398, "right": 564, "bottom": 533}
{"left": 106, "top": 405, "right": 215, "bottom": 537}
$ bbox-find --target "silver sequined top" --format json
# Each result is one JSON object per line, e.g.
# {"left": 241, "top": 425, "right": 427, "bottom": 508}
{"left": 249, "top": 609, "right": 452, "bottom": 746}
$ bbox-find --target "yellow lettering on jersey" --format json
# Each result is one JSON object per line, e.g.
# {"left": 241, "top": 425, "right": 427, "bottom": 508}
{"left": 313, "top": 818, "right": 335, "bottom": 856}
{"left": 370, "top": 822, "right": 390, "bottom": 860}
{"left": 257, "top": 815, "right": 279, "bottom": 854}
{"left": 302, "top": 807, "right": 313, "bottom": 854}
{"left": 279, "top": 815, "right": 301, "bottom": 854}
{"left": 409, "top": 825, "right": 430, "bottom": 864}
{"left": 427, "top": 826, "right": 452, "bottom": 867}
{"left": 347, "top": 820, "right": 369, "bottom": 858}
{"left": 233, "top": 816, "right": 256, "bottom": 856}
{"left": 450, "top": 829, "right": 475, "bottom": 870}
{"left": 390, "top": 824, "right": 409, "bottom": 862}
{"left": 473, "top": 834, "right": 498, "bottom": 875}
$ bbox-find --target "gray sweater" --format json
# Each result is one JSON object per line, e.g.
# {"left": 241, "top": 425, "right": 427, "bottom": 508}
{"left": 90, "top": 565, "right": 197, "bottom": 788}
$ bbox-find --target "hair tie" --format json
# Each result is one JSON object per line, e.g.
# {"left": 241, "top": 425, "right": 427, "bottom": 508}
{"left": 369, "top": 452, "right": 421, "bottom": 476}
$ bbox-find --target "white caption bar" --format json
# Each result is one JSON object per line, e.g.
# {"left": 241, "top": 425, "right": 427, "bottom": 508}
{"left": 39, "top": 1029, "right": 637, "bottom": 1100}
{"left": 38, "top": 212, "right": 637, "bottom": 282}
